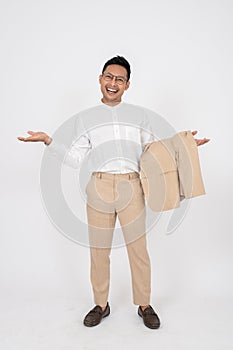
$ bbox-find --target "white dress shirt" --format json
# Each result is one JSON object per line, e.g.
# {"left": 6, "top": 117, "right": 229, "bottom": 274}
{"left": 46, "top": 101, "right": 154, "bottom": 174}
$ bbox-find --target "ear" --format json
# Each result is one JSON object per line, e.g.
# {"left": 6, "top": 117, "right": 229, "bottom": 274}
{"left": 99, "top": 75, "right": 103, "bottom": 84}
{"left": 124, "top": 80, "right": 130, "bottom": 91}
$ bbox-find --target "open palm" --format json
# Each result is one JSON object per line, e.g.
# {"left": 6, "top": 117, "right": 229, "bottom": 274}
{"left": 17, "top": 130, "right": 51, "bottom": 144}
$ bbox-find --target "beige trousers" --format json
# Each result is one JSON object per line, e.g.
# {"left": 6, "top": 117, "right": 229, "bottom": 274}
{"left": 85, "top": 171, "right": 151, "bottom": 306}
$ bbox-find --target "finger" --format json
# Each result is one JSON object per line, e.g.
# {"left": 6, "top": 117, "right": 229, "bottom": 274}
{"left": 19, "top": 136, "right": 34, "bottom": 142}
{"left": 202, "top": 138, "right": 210, "bottom": 143}
{"left": 27, "top": 130, "right": 35, "bottom": 135}
{"left": 192, "top": 130, "right": 198, "bottom": 135}
{"left": 197, "top": 139, "right": 209, "bottom": 146}
{"left": 197, "top": 139, "right": 204, "bottom": 145}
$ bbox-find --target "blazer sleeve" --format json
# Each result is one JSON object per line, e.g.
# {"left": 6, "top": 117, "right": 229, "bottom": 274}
{"left": 174, "top": 131, "right": 206, "bottom": 198}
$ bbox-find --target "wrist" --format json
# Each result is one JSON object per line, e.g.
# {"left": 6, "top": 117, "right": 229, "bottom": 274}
{"left": 44, "top": 136, "right": 52, "bottom": 146}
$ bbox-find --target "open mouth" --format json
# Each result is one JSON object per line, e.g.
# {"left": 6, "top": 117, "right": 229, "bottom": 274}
{"left": 106, "top": 87, "right": 119, "bottom": 95}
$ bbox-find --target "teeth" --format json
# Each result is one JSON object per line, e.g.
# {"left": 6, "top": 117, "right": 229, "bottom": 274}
{"left": 107, "top": 88, "right": 117, "bottom": 92}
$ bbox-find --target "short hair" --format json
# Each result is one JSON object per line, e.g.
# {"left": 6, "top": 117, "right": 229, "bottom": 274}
{"left": 102, "top": 55, "right": 131, "bottom": 81}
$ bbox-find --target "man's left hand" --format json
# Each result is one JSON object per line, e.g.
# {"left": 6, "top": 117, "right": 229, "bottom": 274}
{"left": 192, "top": 130, "right": 210, "bottom": 146}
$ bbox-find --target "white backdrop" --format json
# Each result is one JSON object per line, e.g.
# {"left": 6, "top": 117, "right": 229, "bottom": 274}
{"left": 1, "top": 0, "right": 233, "bottom": 349}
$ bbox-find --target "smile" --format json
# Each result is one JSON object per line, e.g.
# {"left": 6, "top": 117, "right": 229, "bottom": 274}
{"left": 106, "top": 87, "right": 119, "bottom": 94}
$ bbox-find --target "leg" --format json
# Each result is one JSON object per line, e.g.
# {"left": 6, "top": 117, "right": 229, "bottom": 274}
{"left": 124, "top": 233, "right": 151, "bottom": 306}
{"left": 117, "top": 177, "right": 151, "bottom": 305}
{"left": 86, "top": 203, "right": 116, "bottom": 307}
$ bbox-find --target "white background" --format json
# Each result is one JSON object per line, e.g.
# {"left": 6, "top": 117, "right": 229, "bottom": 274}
{"left": 1, "top": 0, "right": 233, "bottom": 349}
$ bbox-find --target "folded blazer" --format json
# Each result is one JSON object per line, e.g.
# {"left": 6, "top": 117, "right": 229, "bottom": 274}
{"left": 140, "top": 130, "right": 206, "bottom": 212}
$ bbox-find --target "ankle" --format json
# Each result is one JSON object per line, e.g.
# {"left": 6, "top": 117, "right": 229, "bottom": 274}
{"left": 100, "top": 304, "right": 107, "bottom": 311}
{"left": 140, "top": 305, "right": 149, "bottom": 311}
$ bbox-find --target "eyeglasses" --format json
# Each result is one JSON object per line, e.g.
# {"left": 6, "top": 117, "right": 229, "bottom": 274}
{"left": 102, "top": 72, "right": 127, "bottom": 85}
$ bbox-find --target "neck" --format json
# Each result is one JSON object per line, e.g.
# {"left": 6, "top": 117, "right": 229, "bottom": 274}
{"left": 101, "top": 97, "right": 122, "bottom": 107}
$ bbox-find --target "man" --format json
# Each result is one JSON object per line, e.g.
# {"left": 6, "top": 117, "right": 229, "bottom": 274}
{"left": 17, "top": 56, "right": 210, "bottom": 329}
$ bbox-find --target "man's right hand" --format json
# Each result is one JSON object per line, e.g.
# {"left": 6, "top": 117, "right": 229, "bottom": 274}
{"left": 17, "top": 131, "right": 52, "bottom": 145}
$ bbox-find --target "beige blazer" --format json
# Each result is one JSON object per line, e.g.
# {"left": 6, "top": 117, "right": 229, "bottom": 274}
{"left": 140, "top": 130, "right": 206, "bottom": 212}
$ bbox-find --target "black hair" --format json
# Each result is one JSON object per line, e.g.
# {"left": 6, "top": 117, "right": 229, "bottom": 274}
{"left": 102, "top": 55, "right": 131, "bottom": 81}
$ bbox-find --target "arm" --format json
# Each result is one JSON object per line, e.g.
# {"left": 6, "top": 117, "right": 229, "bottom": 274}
{"left": 140, "top": 113, "right": 155, "bottom": 151}
{"left": 17, "top": 116, "right": 92, "bottom": 169}
{"left": 46, "top": 132, "right": 91, "bottom": 169}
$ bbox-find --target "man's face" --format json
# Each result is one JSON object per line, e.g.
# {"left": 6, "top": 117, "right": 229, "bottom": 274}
{"left": 99, "top": 64, "right": 130, "bottom": 105}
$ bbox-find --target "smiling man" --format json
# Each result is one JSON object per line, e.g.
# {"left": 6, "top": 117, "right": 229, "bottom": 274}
{"left": 17, "top": 55, "right": 209, "bottom": 329}
{"left": 99, "top": 61, "right": 130, "bottom": 105}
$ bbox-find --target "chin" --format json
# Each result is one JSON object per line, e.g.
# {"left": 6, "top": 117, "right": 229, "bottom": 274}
{"left": 104, "top": 95, "right": 119, "bottom": 102}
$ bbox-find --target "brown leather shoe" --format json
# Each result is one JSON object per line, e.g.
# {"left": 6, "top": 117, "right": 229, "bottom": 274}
{"left": 138, "top": 305, "right": 160, "bottom": 329}
{"left": 83, "top": 302, "right": 110, "bottom": 327}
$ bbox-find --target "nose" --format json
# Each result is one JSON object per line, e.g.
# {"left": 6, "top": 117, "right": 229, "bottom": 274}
{"left": 110, "top": 76, "right": 118, "bottom": 85}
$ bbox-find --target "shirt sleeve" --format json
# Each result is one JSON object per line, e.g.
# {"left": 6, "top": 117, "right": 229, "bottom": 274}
{"left": 45, "top": 116, "right": 92, "bottom": 169}
{"left": 140, "top": 112, "right": 154, "bottom": 151}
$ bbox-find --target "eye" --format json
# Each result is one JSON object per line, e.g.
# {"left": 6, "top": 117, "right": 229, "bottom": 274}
{"left": 116, "top": 77, "right": 125, "bottom": 84}
{"left": 104, "top": 74, "right": 113, "bottom": 80}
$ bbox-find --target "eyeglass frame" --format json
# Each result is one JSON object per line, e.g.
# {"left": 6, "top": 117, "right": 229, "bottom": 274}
{"left": 102, "top": 72, "right": 128, "bottom": 85}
